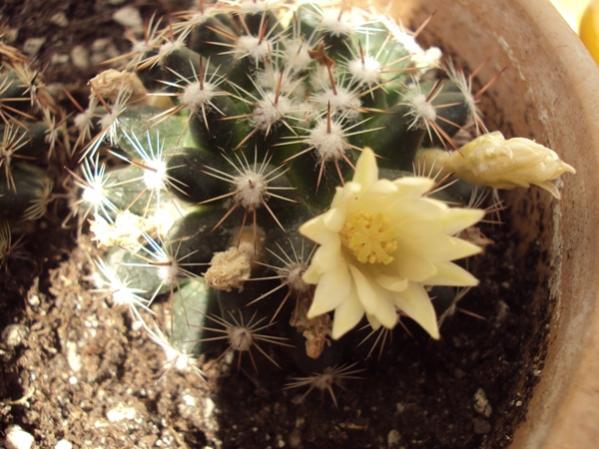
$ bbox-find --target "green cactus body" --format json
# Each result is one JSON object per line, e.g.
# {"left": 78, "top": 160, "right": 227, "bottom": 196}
{"left": 77, "top": 1, "right": 544, "bottom": 390}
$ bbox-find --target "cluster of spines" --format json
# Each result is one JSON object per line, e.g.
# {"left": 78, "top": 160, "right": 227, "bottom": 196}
{"left": 74, "top": 1, "right": 496, "bottom": 402}
{"left": 0, "top": 32, "right": 66, "bottom": 268}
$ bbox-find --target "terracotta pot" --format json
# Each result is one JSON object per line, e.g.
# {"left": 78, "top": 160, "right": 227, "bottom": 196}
{"left": 385, "top": 0, "right": 599, "bottom": 447}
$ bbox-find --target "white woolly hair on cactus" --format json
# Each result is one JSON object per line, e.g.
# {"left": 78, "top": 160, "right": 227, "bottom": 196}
{"left": 247, "top": 239, "right": 315, "bottom": 322}
{"left": 153, "top": 60, "right": 228, "bottom": 128}
{"left": 310, "top": 68, "right": 362, "bottom": 119}
{"left": 212, "top": 17, "right": 284, "bottom": 66}
{"left": 77, "top": 155, "right": 115, "bottom": 217}
{"left": 94, "top": 258, "right": 151, "bottom": 310}
{"left": 1, "top": 122, "right": 29, "bottom": 191}
{"left": 202, "top": 150, "right": 295, "bottom": 230}
{"left": 113, "top": 131, "right": 187, "bottom": 201}
{"left": 281, "top": 36, "right": 314, "bottom": 73}
{"left": 226, "top": 0, "right": 284, "bottom": 15}
{"left": 284, "top": 362, "right": 365, "bottom": 407}
{"left": 146, "top": 323, "right": 201, "bottom": 374}
{"left": 445, "top": 59, "right": 490, "bottom": 134}
{"left": 279, "top": 107, "right": 379, "bottom": 183}
{"left": 201, "top": 310, "right": 292, "bottom": 369}
{"left": 255, "top": 64, "right": 304, "bottom": 97}
{"left": 401, "top": 80, "right": 457, "bottom": 148}
{"left": 105, "top": 14, "right": 164, "bottom": 69}
{"left": 85, "top": 88, "right": 132, "bottom": 158}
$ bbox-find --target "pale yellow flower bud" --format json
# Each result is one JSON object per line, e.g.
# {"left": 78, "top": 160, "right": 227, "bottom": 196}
{"left": 416, "top": 132, "right": 576, "bottom": 199}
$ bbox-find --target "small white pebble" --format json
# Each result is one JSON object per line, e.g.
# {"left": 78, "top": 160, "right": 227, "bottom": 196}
{"left": 23, "top": 37, "right": 46, "bottom": 55}
{"left": 106, "top": 404, "right": 137, "bottom": 422}
{"left": 49, "top": 12, "right": 68, "bottom": 27}
{"left": 68, "top": 376, "right": 78, "bottom": 385}
{"left": 203, "top": 397, "right": 215, "bottom": 421}
{"left": 112, "top": 6, "right": 142, "bottom": 29}
{"left": 66, "top": 341, "right": 82, "bottom": 372}
{"left": 182, "top": 393, "right": 196, "bottom": 407}
{"left": 5, "top": 425, "right": 35, "bottom": 449}
{"left": 71, "top": 45, "right": 89, "bottom": 70}
{"left": 2, "top": 324, "right": 28, "bottom": 348}
{"left": 387, "top": 429, "right": 401, "bottom": 446}
{"left": 473, "top": 388, "right": 493, "bottom": 417}
{"left": 51, "top": 54, "right": 70, "bottom": 65}
{"left": 28, "top": 294, "right": 40, "bottom": 307}
{"left": 55, "top": 439, "right": 73, "bottom": 449}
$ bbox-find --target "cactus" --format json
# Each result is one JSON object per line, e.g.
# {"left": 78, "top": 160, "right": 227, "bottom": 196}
{"left": 75, "top": 1, "right": 575, "bottom": 398}
{"left": 0, "top": 35, "right": 64, "bottom": 266}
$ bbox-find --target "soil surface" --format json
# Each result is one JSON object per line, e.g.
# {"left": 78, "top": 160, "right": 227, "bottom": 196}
{"left": 0, "top": 2, "right": 552, "bottom": 449}
{"left": 1, "top": 215, "right": 551, "bottom": 449}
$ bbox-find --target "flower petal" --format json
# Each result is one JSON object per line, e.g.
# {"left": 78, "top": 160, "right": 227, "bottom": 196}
{"left": 374, "top": 273, "right": 409, "bottom": 292}
{"left": 393, "top": 251, "right": 437, "bottom": 282}
{"left": 322, "top": 207, "right": 346, "bottom": 232}
{"left": 366, "top": 314, "right": 381, "bottom": 330}
{"left": 415, "top": 236, "right": 482, "bottom": 261}
{"left": 299, "top": 215, "right": 333, "bottom": 245}
{"left": 425, "top": 261, "right": 479, "bottom": 286}
{"left": 308, "top": 266, "right": 351, "bottom": 317}
{"left": 302, "top": 242, "right": 342, "bottom": 284}
{"left": 352, "top": 147, "right": 378, "bottom": 187}
{"left": 394, "top": 283, "right": 439, "bottom": 339}
{"left": 440, "top": 208, "right": 485, "bottom": 235}
{"left": 331, "top": 289, "right": 364, "bottom": 339}
{"left": 393, "top": 176, "right": 435, "bottom": 196}
{"left": 302, "top": 263, "right": 321, "bottom": 284}
{"left": 349, "top": 265, "right": 398, "bottom": 329}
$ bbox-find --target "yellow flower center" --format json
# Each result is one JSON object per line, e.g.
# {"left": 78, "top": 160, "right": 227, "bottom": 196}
{"left": 340, "top": 212, "right": 398, "bottom": 265}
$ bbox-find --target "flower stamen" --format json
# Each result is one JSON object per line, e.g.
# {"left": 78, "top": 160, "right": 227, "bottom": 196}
{"left": 340, "top": 212, "right": 398, "bottom": 265}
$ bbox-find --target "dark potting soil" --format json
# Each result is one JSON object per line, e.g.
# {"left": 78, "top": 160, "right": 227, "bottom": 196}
{"left": 0, "top": 1, "right": 552, "bottom": 448}
{"left": 0, "top": 207, "right": 551, "bottom": 449}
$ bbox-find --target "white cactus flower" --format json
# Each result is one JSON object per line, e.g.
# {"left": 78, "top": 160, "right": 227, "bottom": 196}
{"left": 416, "top": 132, "right": 576, "bottom": 199}
{"left": 299, "top": 148, "right": 484, "bottom": 339}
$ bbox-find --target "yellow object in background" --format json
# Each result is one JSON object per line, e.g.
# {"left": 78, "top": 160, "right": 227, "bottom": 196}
{"left": 551, "top": 0, "right": 590, "bottom": 30}
{"left": 581, "top": 0, "right": 599, "bottom": 63}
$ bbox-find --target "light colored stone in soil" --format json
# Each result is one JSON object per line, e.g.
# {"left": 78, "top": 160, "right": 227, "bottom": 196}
{"left": 55, "top": 439, "right": 73, "bottom": 449}
{"left": 5, "top": 425, "right": 35, "bottom": 449}
{"left": 49, "top": 12, "right": 68, "bottom": 27}
{"left": 91, "top": 38, "right": 111, "bottom": 52}
{"left": 23, "top": 37, "right": 46, "bottom": 55}
{"left": 387, "top": 429, "right": 401, "bottom": 446}
{"left": 112, "top": 6, "right": 142, "bottom": 29}
{"left": 71, "top": 45, "right": 90, "bottom": 69}
{"left": 203, "top": 397, "right": 216, "bottom": 421}
{"left": 3, "top": 27, "right": 18, "bottom": 43}
{"left": 2, "top": 323, "right": 28, "bottom": 348}
{"left": 106, "top": 403, "right": 137, "bottom": 422}
{"left": 66, "top": 341, "right": 81, "bottom": 372}
{"left": 51, "top": 54, "right": 69, "bottom": 65}
{"left": 473, "top": 387, "right": 493, "bottom": 417}
{"left": 288, "top": 429, "right": 302, "bottom": 448}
